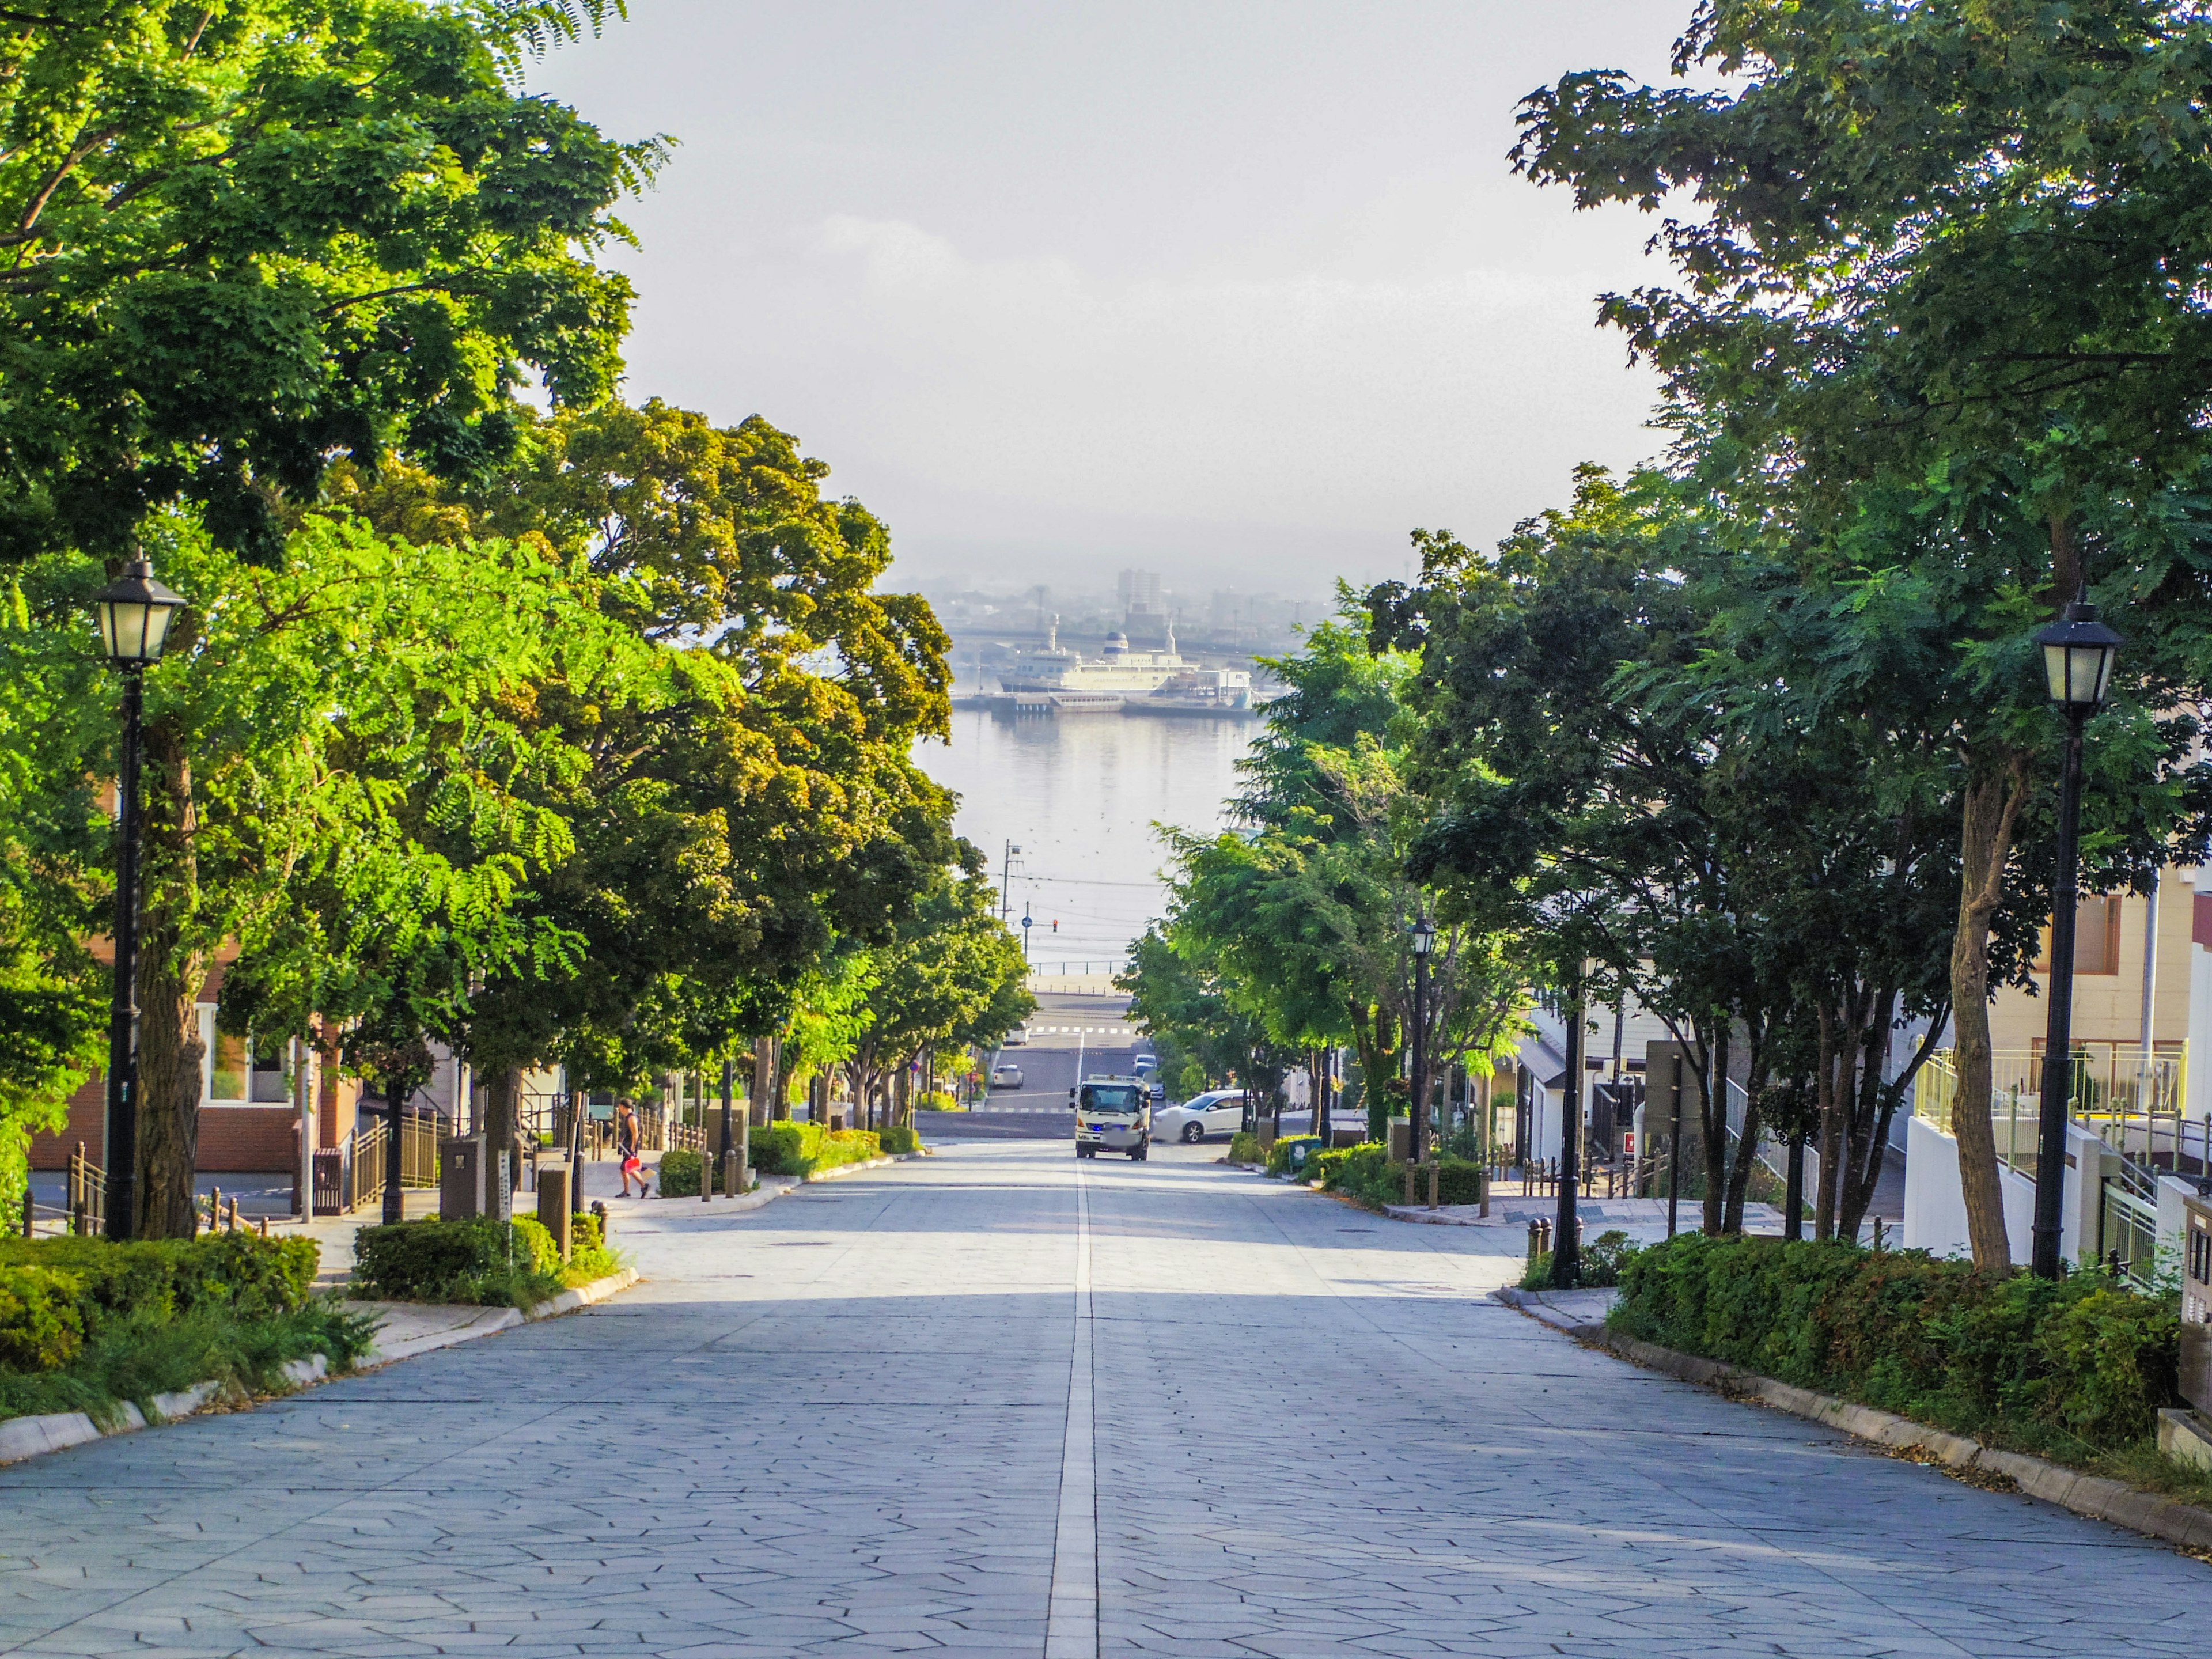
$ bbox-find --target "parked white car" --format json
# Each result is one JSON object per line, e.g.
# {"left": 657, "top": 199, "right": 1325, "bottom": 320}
{"left": 990, "top": 1062, "right": 1024, "bottom": 1089}
{"left": 1153, "top": 1090, "right": 1246, "bottom": 1143}
{"left": 1001, "top": 1025, "right": 1030, "bottom": 1047}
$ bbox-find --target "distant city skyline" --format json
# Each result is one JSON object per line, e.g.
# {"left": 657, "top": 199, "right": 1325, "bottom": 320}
{"left": 524, "top": 2, "right": 1685, "bottom": 594}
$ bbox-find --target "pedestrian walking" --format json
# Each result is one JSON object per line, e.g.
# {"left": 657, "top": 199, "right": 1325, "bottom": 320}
{"left": 615, "top": 1099, "right": 652, "bottom": 1198}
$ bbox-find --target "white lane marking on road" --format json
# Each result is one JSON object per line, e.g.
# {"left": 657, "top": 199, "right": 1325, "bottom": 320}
{"left": 1044, "top": 1168, "right": 1097, "bottom": 1659}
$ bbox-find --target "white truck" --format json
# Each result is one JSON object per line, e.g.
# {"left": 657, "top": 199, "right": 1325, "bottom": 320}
{"left": 1071, "top": 1075, "right": 1150, "bottom": 1160}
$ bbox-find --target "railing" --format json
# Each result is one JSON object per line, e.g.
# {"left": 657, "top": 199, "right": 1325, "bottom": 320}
{"left": 67, "top": 1142, "right": 105, "bottom": 1236}
{"left": 1917, "top": 1048, "right": 2198, "bottom": 1190}
{"left": 312, "top": 1111, "right": 440, "bottom": 1215}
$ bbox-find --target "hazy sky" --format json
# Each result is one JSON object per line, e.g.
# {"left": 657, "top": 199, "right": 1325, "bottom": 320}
{"left": 526, "top": 2, "right": 1688, "bottom": 596}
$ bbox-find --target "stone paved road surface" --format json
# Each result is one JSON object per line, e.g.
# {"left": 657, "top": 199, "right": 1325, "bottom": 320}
{"left": 2, "top": 1141, "right": 2205, "bottom": 1657}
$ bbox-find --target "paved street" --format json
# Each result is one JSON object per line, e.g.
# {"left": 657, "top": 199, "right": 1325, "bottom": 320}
{"left": 2, "top": 1141, "right": 2205, "bottom": 1658}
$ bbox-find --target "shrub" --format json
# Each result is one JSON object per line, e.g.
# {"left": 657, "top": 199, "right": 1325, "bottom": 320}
{"left": 658, "top": 1148, "right": 706, "bottom": 1196}
{"left": 916, "top": 1090, "right": 959, "bottom": 1112}
{"left": 1611, "top": 1234, "right": 2182, "bottom": 1456}
{"left": 1523, "top": 1229, "right": 1640, "bottom": 1290}
{"left": 0, "top": 1264, "right": 86, "bottom": 1372}
{"left": 751, "top": 1122, "right": 882, "bottom": 1177}
{"left": 0, "top": 1232, "right": 318, "bottom": 1329}
{"left": 1228, "top": 1131, "right": 1261, "bottom": 1165}
{"left": 877, "top": 1124, "right": 920, "bottom": 1154}
{"left": 350, "top": 1217, "right": 564, "bottom": 1307}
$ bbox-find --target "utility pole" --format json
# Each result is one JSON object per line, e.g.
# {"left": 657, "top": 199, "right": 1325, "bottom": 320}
{"left": 1552, "top": 971, "right": 1584, "bottom": 1289}
{"left": 1001, "top": 840, "right": 1021, "bottom": 921}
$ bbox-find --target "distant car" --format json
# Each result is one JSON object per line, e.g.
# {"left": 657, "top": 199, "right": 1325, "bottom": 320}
{"left": 1152, "top": 1089, "right": 1245, "bottom": 1143}
{"left": 1001, "top": 1025, "right": 1030, "bottom": 1047}
{"left": 990, "top": 1062, "right": 1024, "bottom": 1090}
{"left": 1132, "top": 1054, "right": 1157, "bottom": 1075}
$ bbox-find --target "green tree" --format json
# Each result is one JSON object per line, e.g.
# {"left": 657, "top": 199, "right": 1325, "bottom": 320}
{"left": 0, "top": 1, "right": 650, "bottom": 571}
{"left": 1513, "top": 1, "right": 2212, "bottom": 1265}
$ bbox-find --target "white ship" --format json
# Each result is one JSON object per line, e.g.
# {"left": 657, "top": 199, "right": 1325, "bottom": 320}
{"left": 998, "top": 615, "right": 1252, "bottom": 711}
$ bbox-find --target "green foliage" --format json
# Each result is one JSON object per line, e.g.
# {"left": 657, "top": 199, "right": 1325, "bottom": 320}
{"left": 0, "top": 1298, "right": 379, "bottom": 1429}
{"left": 915, "top": 1090, "right": 960, "bottom": 1113}
{"left": 656, "top": 1149, "right": 707, "bottom": 1198}
{"left": 350, "top": 1217, "right": 563, "bottom": 1307}
{"left": 1265, "top": 1135, "right": 1324, "bottom": 1177}
{"left": 748, "top": 1122, "right": 881, "bottom": 1179}
{"left": 0, "top": 1232, "right": 319, "bottom": 1330}
{"left": 1613, "top": 1236, "right": 2181, "bottom": 1456}
{"left": 0, "top": 0, "right": 652, "bottom": 567}
{"left": 0, "top": 1264, "right": 86, "bottom": 1372}
{"left": 1520, "top": 1230, "right": 1638, "bottom": 1291}
{"left": 0, "top": 1233, "right": 365, "bottom": 1427}
{"left": 876, "top": 1125, "right": 921, "bottom": 1155}
{"left": 1228, "top": 1131, "right": 1263, "bottom": 1166}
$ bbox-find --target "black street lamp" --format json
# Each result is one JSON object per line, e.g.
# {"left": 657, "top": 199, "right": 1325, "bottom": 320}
{"left": 90, "top": 556, "right": 187, "bottom": 1242}
{"left": 2029, "top": 586, "right": 2123, "bottom": 1281}
{"left": 1551, "top": 972, "right": 1584, "bottom": 1289}
{"left": 1408, "top": 915, "right": 1434, "bottom": 1165}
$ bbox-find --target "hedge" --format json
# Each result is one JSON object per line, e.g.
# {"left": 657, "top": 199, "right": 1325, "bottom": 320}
{"left": 0, "top": 1232, "right": 318, "bottom": 1331}
{"left": 1612, "top": 1234, "right": 2181, "bottom": 1457}
{"left": 0, "top": 1233, "right": 369, "bottom": 1428}
{"left": 751, "top": 1122, "right": 882, "bottom": 1177}
{"left": 877, "top": 1124, "right": 920, "bottom": 1155}
{"left": 350, "top": 1214, "right": 615, "bottom": 1306}
{"left": 657, "top": 1147, "right": 752, "bottom": 1197}
{"left": 1302, "top": 1145, "right": 1487, "bottom": 1209}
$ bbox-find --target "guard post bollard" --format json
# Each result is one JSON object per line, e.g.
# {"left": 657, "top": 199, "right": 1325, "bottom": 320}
{"left": 536, "top": 1163, "right": 573, "bottom": 1262}
{"left": 722, "top": 1150, "right": 745, "bottom": 1200}
{"left": 1427, "top": 1162, "right": 1440, "bottom": 1209}
{"left": 1527, "top": 1218, "right": 1542, "bottom": 1262}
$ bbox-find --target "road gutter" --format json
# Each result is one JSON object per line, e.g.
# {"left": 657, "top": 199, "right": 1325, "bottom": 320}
{"left": 1046, "top": 1166, "right": 1099, "bottom": 1658}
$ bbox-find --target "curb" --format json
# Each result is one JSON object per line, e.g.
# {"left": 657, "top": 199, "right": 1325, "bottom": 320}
{"left": 521, "top": 1267, "right": 638, "bottom": 1320}
{"left": 0, "top": 1352, "right": 329, "bottom": 1468}
{"left": 1381, "top": 1203, "right": 1506, "bottom": 1227}
{"left": 1492, "top": 1291, "right": 2212, "bottom": 1554}
{"left": 0, "top": 1270, "right": 643, "bottom": 1470}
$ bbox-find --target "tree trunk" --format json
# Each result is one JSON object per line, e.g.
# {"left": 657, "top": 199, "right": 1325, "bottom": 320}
{"left": 1721, "top": 1035, "right": 1767, "bottom": 1235}
{"left": 752, "top": 1035, "right": 774, "bottom": 1127}
{"left": 483, "top": 1067, "right": 521, "bottom": 1209}
{"left": 1950, "top": 756, "right": 2031, "bottom": 1272}
{"left": 132, "top": 717, "right": 203, "bottom": 1240}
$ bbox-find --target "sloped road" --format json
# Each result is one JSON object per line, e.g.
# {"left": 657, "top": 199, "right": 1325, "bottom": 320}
{"left": 1, "top": 1141, "right": 2203, "bottom": 1657}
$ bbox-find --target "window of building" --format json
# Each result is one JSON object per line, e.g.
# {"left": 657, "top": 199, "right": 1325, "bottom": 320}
{"left": 209, "top": 1024, "right": 248, "bottom": 1102}
{"left": 2035, "top": 895, "right": 2123, "bottom": 975}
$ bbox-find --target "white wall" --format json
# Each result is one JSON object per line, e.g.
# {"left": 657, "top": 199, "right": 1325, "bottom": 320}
{"left": 1903, "top": 1114, "right": 2104, "bottom": 1263}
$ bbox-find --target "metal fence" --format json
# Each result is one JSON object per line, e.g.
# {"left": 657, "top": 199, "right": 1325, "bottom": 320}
{"left": 312, "top": 1111, "right": 440, "bottom": 1215}
{"left": 1916, "top": 1048, "right": 2198, "bottom": 1177}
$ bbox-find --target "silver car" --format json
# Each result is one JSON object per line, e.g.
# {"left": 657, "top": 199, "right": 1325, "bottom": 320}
{"left": 990, "top": 1062, "right": 1024, "bottom": 1089}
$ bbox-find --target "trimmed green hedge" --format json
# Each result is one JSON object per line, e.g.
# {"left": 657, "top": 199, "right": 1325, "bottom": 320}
{"left": 1228, "top": 1131, "right": 1262, "bottom": 1165}
{"left": 877, "top": 1124, "right": 920, "bottom": 1155}
{"left": 0, "top": 1232, "right": 318, "bottom": 1331}
{"left": 350, "top": 1214, "right": 616, "bottom": 1306}
{"left": 1612, "top": 1234, "right": 2181, "bottom": 1457}
{"left": 658, "top": 1147, "right": 755, "bottom": 1197}
{"left": 751, "top": 1122, "right": 881, "bottom": 1177}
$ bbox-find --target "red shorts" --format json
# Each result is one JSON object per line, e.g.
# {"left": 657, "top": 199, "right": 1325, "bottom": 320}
{"left": 622, "top": 1155, "right": 643, "bottom": 1175}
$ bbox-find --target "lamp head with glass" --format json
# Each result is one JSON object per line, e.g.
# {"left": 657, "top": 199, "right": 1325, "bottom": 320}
{"left": 2033, "top": 586, "right": 2123, "bottom": 712}
{"left": 91, "top": 556, "right": 187, "bottom": 668}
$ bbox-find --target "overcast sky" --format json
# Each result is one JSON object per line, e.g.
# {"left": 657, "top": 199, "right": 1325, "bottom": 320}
{"left": 525, "top": 2, "right": 1689, "bottom": 597}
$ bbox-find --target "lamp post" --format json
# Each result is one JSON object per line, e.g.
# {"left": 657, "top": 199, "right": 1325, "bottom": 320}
{"left": 89, "top": 556, "right": 187, "bottom": 1243}
{"left": 1408, "top": 916, "right": 1434, "bottom": 1164}
{"left": 1552, "top": 972, "right": 1584, "bottom": 1289}
{"left": 2029, "top": 586, "right": 2123, "bottom": 1281}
